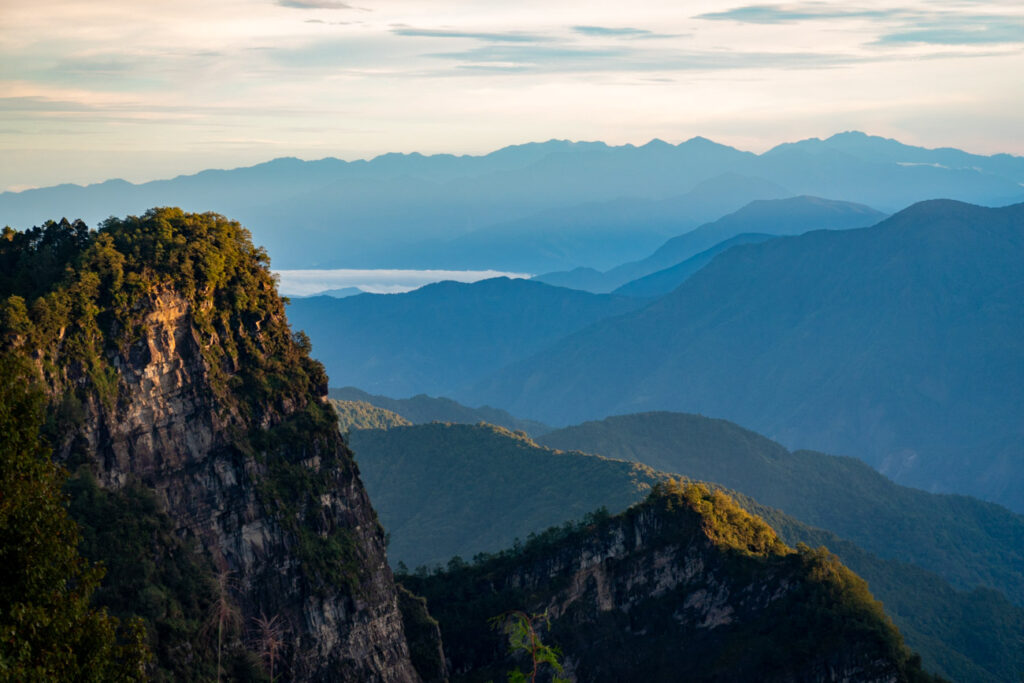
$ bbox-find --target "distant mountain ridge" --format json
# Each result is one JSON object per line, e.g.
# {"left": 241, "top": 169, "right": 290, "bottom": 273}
{"left": 611, "top": 232, "right": 777, "bottom": 298}
{"left": 537, "top": 195, "right": 887, "bottom": 292}
{"left": 288, "top": 277, "right": 648, "bottom": 397}
{"left": 4, "top": 132, "right": 1022, "bottom": 272}
{"left": 472, "top": 200, "right": 1024, "bottom": 511}
{"left": 328, "top": 386, "right": 551, "bottom": 436}
{"left": 538, "top": 411, "right": 1024, "bottom": 605}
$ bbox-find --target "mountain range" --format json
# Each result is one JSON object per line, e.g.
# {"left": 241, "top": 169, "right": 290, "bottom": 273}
{"left": 1, "top": 207, "right": 956, "bottom": 681}
{"left": 329, "top": 386, "right": 551, "bottom": 436}
{"left": 3, "top": 132, "right": 1022, "bottom": 273}
{"left": 286, "top": 278, "right": 647, "bottom": 397}
{"left": 471, "top": 200, "right": 1024, "bottom": 511}
{"left": 537, "top": 195, "right": 887, "bottom": 292}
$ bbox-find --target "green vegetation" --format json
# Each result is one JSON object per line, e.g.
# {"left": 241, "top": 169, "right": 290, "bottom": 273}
{"left": 539, "top": 411, "right": 1024, "bottom": 606}
{"left": 0, "top": 356, "right": 150, "bottom": 680}
{"left": 741, "top": 494, "right": 1024, "bottom": 683}
{"left": 64, "top": 472, "right": 268, "bottom": 681}
{"left": 362, "top": 419, "right": 1022, "bottom": 681}
{"left": 490, "top": 611, "right": 568, "bottom": 683}
{"left": 1, "top": 209, "right": 328, "bottom": 434}
{"left": 395, "top": 584, "right": 447, "bottom": 683}
{"left": 402, "top": 483, "right": 940, "bottom": 683}
{"left": 251, "top": 399, "right": 367, "bottom": 595}
{"left": 329, "top": 386, "right": 551, "bottom": 436}
{"left": 348, "top": 422, "right": 663, "bottom": 568}
{"left": 0, "top": 209, "right": 368, "bottom": 678}
{"left": 330, "top": 398, "right": 411, "bottom": 432}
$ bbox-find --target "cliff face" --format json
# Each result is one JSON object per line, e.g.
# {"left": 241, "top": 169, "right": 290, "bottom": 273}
{"left": 1, "top": 211, "right": 419, "bottom": 681}
{"left": 406, "top": 482, "right": 934, "bottom": 683}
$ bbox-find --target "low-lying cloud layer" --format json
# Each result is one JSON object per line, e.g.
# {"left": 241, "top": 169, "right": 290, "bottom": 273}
{"left": 275, "top": 269, "right": 532, "bottom": 296}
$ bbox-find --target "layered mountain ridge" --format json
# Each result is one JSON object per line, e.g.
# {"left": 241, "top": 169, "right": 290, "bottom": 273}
{"left": 471, "top": 200, "right": 1024, "bottom": 511}
{"left": 3, "top": 132, "right": 1022, "bottom": 272}
{"left": 342, "top": 415, "right": 1023, "bottom": 681}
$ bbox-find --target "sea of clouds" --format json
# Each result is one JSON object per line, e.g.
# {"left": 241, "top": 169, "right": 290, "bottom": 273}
{"left": 274, "top": 269, "right": 532, "bottom": 297}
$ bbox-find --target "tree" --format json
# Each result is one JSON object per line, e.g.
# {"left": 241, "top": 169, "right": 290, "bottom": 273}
{"left": 490, "top": 610, "right": 569, "bottom": 683}
{"left": 0, "top": 355, "right": 150, "bottom": 679}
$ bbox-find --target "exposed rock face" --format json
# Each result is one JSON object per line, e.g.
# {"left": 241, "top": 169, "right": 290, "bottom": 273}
{"left": 4, "top": 211, "right": 419, "bottom": 681}
{"left": 406, "top": 484, "right": 930, "bottom": 683}
{"left": 56, "top": 286, "right": 417, "bottom": 681}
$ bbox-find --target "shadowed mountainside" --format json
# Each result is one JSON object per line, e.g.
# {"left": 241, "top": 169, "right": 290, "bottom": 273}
{"left": 472, "top": 200, "right": 1024, "bottom": 512}
{"left": 287, "top": 277, "right": 648, "bottom": 397}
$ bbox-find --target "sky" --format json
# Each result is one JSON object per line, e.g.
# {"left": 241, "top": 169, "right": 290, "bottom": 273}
{"left": 2, "top": 0, "right": 1023, "bottom": 191}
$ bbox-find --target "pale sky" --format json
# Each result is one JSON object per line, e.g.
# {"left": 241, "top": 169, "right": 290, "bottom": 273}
{"left": 2, "top": 0, "right": 1023, "bottom": 191}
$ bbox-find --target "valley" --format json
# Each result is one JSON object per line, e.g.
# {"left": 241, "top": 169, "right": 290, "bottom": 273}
{"left": 2, "top": 132, "right": 1022, "bottom": 681}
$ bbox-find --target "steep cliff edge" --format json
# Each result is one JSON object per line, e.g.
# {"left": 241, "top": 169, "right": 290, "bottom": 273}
{"left": 0, "top": 210, "right": 419, "bottom": 680}
{"left": 403, "top": 481, "right": 939, "bottom": 683}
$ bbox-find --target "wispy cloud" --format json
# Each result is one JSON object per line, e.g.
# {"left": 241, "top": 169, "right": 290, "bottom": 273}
{"left": 430, "top": 42, "right": 862, "bottom": 74}
{"left": 697, "top": 4, "right": 1024, "bottom": 47}
{"left": 429, "top": 44, "right": 631, "bottom": 72}
{"left": 696, "top": 5, "right": 898, "bottom": 24}
{"left": 0, "top": 96, "right": 95, "bottom": 112}
{"left": 876, "top": 20, "right": 1024, "bottom": 46}
{"left": 572, "top": 26, "right": 665, "bottom": 39}
{"left": 393, "top": 27, "right": 553, "bottom": 43}
{"left": 277, "top": 0, "right": 358, "bottom": 9}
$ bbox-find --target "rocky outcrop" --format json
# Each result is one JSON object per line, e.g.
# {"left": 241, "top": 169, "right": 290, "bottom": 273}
{"left": 5, "top": 211, "right": 419, "bottom": 681}
{"left": 406, "top": 482, "right": 936, "bottom": 683}
{"left": 69, "top": 295, "right": 415, "bottom": 680}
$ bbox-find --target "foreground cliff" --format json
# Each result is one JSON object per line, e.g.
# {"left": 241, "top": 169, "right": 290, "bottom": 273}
{"left": 0, "top": 210, "right": 419, "bottom": 680}
{"left": 403, "top": 481, "right": 939, "bottom": 683}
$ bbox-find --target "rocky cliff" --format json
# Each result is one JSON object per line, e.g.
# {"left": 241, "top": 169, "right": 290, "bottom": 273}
{"left": 404, "top": 481, "right": 938, "bottom": 683}
{"left": 0, "top": 210, "right": 419, "bottom": 680}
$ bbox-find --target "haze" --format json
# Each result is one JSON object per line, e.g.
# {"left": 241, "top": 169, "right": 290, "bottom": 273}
{"left": 3, "top": 0, "right": 1023, "bottom": 191}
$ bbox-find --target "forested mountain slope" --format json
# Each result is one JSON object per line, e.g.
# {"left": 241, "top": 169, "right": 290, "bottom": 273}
{"left": 472, "top": 200, "right": 1024, "bottom": 511}
{"left": 348, "top": 421, "right": 1022, "bottom": 682}
{"left": 0, "top": 210, "right": 420, "bottom": 681}
{"left": 538, "top": 412, "right": 1024, "bottom": 605}
{"left": 330, "top": 386, "right": 551, "bottom": 436}
{"left": 401, "top": 482, "right": 940, "bottom": 683}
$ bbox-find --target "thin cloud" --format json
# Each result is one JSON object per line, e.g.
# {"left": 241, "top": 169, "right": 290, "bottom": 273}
{"left": 277, "top": 0, "right": 358, "bottom": 9}
{"left": 430, "top": 43, "right": 862, "bottom": 74}
{"left": 393, "top": 28, "right": 554, "bottom": 43}
{"left": 430, "top": 44, "right": 630, "bottom": 70}
{"left": 573, "top": 25, "right": 651, "bottom": 37}
{"left": 0, "top": 96, "right": 95, "bottom": 112}
{"left": 698, "top": 4, "right": 1024, "bottom": 46}
{"left": 876, "top": 21, "right": 1024, "bottom": 46}
{"left": 696, "top": 4, "right": 897, "bottom": 24}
